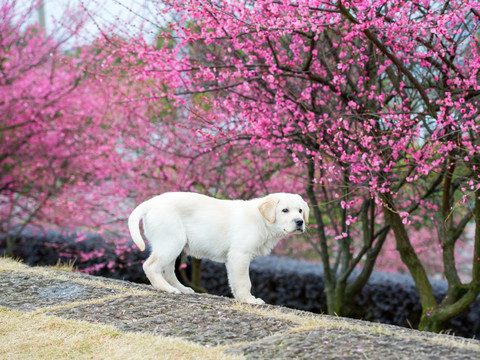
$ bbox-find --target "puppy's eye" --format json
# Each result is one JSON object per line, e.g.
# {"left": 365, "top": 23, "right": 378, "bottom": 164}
{"left": 299, "top": 209, "right": 303, "bottom": 213}
{"left": 282, "top": 208, "right": 289, "bottom": 213}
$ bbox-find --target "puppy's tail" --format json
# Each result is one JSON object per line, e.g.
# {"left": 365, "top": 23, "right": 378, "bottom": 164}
{"left": 127, "top": 200, "right": 151, "bottom": 251}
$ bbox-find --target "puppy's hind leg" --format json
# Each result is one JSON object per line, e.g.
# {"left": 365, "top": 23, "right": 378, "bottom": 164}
{"left": 143, "top": 254, "right": 181, "bottom": 294}
{"left": 163, "top": 259, "right": 195, "bottom": 294}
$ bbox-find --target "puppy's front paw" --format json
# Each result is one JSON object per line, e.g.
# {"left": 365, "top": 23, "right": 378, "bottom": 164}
{"left": 166, "top": 287, "right": 182, "bottom": 294}
{"left": 180, "top": 287, "right": 195, "bottom": 294}
{"left": 243, "top": 296, "right": 265, "bottom": 305}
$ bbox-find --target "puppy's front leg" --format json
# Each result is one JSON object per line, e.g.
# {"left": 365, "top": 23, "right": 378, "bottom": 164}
{"left": 226, "top": 252, "right": 265, "bottom": 305}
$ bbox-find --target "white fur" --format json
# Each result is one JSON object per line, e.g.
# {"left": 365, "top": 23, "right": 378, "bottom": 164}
{"left": 127, "top": 192, "right": 309, "bottom": 304}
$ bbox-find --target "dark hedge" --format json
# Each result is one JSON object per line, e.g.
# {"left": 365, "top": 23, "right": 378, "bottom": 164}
{"left": 1, "top": 229, "right": 478, "bottom": 338}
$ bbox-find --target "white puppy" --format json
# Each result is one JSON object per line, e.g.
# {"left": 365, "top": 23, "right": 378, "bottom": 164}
{"left": 128, "top": 192, "right": 309, "bottom": 304}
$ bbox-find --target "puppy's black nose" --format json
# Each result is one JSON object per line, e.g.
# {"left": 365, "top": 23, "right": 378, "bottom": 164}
{"left": 295, "top": 219, "right": 304, "bottom": 227}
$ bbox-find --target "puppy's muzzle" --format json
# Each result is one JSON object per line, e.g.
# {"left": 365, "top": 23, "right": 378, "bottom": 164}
{"left": 295, "top": 218, "right": 304, "bottom": 232}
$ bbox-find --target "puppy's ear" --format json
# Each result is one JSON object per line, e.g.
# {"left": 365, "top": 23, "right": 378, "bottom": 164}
{"left": 258, "top": 196, "right": 279, "bottom": 224}
{"left": 302, "top": 201, "right": 310, "bottom": 225}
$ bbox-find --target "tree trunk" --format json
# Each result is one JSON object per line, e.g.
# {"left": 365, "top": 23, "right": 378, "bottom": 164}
{"left": 191, "top": 258, "right": 205, "bottom": 290}
{"left": 306, "top": 159, "right": 336, "bottom": 315}
{"left": 418, "top": 316, "right": 444, "bottom": 333}
{"left": 5, "top": 234, "right": 15, "bottom": 257}
{"left": 379, "top": 192, "right": 439, "bottom": 328}
{"left": 179, "top": 254, "right": 207, "bottom": 293}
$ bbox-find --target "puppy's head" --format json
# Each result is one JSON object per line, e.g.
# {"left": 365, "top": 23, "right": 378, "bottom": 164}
{"left": 258, "top": 193, "right": 309, "bottom": 234}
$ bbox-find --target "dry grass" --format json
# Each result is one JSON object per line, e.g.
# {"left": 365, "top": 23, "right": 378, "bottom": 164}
{"left": 0, "top": 307, "right": 243, "bottom": 360}
{"left": 0, "top": 256, "right": 28, "bottom": 271}
{"left": 0, "top": 256, "right": 73, "bottom": 273}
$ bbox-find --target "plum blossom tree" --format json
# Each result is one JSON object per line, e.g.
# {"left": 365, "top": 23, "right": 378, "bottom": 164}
{"left": 99, "top": 0, "right": 480, "bottom": 332}
{"left": 0, "top": 1, "right": 290, "bottom": 259}
{"left": 0, "top": 1, "right": 174, "bottom": 252}
{"left": 0, "top": 0, "right": 99, "bottom": 254}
